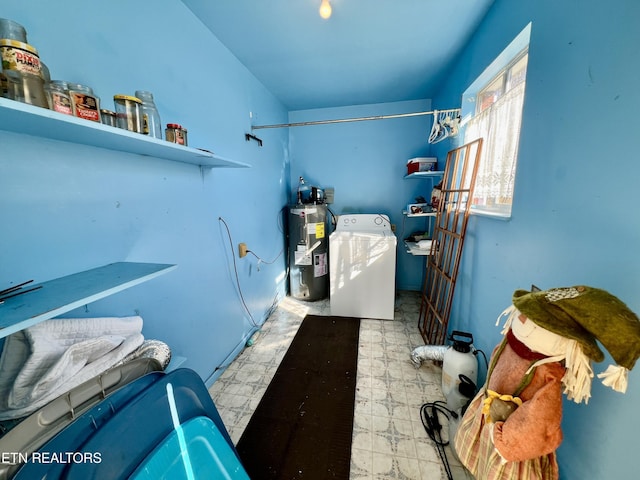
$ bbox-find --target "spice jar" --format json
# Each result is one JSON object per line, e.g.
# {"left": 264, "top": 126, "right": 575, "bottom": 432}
{"left": 68, "top": 83, "right": 101, "bottom": 122}
{"left": 44, "top": 80, "right": 72, "bottom": 115}
{"left": 113, "top": 94, "right": 143, "bottom": 133}
{"left": 100, "top": 109, "right": 117, "bottom": 127}
{"left": 165, "top": 123, "right": 188, "bottom": 146}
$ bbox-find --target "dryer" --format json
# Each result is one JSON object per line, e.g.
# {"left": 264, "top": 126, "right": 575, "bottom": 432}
{"left": 329, "top": 214, "right": 397, "bottom": 320}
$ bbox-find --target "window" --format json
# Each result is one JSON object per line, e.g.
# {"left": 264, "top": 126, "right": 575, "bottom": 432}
{"left": 460, "top": 24, "right": 531, "bottom": 218}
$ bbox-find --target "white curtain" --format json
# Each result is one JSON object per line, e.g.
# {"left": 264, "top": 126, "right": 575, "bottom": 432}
{"left": 464, "top": 82, "right": 526, "bottom": 215}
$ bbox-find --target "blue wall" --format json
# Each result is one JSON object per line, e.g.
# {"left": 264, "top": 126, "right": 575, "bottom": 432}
{"left": 431, "top": 0, "right": 640, "bottom": 478}
{"left": 3, "top": 0, "right": 639, "bottom": 477}
{"left": 288, "top": 100, "right": 436, "bottom": 290}
{"left": 0, "top": 0, "right": 290, "bottom": 385}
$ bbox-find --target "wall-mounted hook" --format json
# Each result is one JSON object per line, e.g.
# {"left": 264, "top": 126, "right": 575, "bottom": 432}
{"left": 245, "top": 133, "right": 263, "bottom": 146}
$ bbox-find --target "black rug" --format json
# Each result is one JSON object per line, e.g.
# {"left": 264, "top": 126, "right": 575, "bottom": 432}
{"left": 236, "top": 315, "right": 361, "bottom": 480}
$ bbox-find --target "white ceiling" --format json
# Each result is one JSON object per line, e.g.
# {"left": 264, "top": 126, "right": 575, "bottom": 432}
{"left": 182, "top": 0, "right": 495, "bottom": 111}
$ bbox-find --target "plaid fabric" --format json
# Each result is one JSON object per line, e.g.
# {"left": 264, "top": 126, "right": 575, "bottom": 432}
{"left": 454, "top": 391, "right": 559, "bottom": 480}
{"left": 544, "top": 287, "right": 582, "bottom": 302}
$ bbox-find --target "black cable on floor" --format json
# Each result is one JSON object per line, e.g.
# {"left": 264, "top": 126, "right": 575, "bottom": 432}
{"left": 420, "top": 401, "right": 457, "bottom": 480}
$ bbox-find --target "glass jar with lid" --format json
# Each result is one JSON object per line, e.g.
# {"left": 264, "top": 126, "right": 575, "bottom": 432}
{"left": 44, "top": 80, "right": 72, "bottom": 115}
{"left": 68, "top": 83, "right": 101, "bottom": 122}
{"left": 100, "top": 109, "right": 117, "bottom": 127}
{"left": 0, "top": 39, "right": 43, "bottom": 79}
{"left": 3, "top": 70, "right": 48, "bottom": 108}
{"left": 165, "top": 123, "right": 188, "bottom": 146}
{"left": 135, "top": 90, "right": 162, "bottom": 139}
{"left": 113, "top": 94, "right": 143, "bottom": 133}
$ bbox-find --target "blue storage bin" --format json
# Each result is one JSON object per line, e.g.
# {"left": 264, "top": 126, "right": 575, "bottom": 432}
{"left": 12, "top": 368, "right": 164, "bottom": 480}
{"left": 130, "top": 416, "right": 249, "bottom": 480}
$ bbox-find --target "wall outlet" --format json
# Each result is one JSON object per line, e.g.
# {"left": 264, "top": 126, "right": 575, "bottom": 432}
{"left": 238, "top": 243, "right": 248, "bottom": 258}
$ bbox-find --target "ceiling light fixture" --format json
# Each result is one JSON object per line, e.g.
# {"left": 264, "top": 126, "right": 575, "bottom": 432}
{"left": 319, "top": 0, "right": 332, "bottom": 19}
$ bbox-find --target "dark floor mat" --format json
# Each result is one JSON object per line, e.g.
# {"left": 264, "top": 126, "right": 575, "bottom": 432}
{"left": 236, "top": 314, "right": 360, "bottom": 480}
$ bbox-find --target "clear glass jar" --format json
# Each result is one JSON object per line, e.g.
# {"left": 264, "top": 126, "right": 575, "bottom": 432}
{"left": 4, "top": 70, "right": 48, "bottom": 108}
{"left": 44, "top": 80, "right": 72, "bottom": 115}
{"left": 135, "top": 90, "right": 162, "bottom": 139}
{"left": 40, "top": 61, "right": 50, "bottom": 82}
{"left": 100, "top": 109, "right": 117, "bottom": 127}
{"left": 113, "top": 94, "right": 143, "bottom": 132}
{"left": 0, "top": 18, "right": 28, "bottom": 42}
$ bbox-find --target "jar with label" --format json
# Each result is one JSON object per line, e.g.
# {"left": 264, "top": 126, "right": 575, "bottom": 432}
{"left": 165, "top": 123, "right": 188, "bottom": 146}
{"left": 113, "top": 94, "right": 143, "bottom": 133}
{"left": 135, "top": 90, "right": 162, "bottom": 139}
{"left": 0, "top": 39, "right": 43, "bottom": 79}
{"left": 68, "top": 83, "right": 101, "bottom": 122}
{"left": 0, "top": 18, "right": 31, "bottom": 100}
{"left": 44, "top": 80, "right": 72, "bottom": 115}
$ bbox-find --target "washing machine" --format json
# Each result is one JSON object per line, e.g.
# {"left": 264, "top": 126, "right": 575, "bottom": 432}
{"left": 329, "top": 214, "right": 397, "bottom": 320}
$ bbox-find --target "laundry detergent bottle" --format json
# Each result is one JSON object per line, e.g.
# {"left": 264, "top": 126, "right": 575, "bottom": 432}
{"left": 442, "top": 331, "right": 478, "bottom": 410}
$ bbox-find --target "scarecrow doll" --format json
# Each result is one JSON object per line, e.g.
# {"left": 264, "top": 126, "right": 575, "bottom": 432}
{"left": 454, "top": 286, "right": 640, "bottom": 479}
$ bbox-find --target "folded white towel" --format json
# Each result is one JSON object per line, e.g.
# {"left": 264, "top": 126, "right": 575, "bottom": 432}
{"left": 417, "top": 239, "right": 433, "bottom": 250}
{"left": 0, "top": 316, "right": 144, "bottom": 420}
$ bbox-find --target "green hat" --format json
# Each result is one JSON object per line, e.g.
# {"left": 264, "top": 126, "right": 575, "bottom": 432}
{"left": 512, "top": 286, "right": 640, "bottom": 370}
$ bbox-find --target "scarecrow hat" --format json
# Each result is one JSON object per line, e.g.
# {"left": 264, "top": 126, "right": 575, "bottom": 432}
{"left": 512, "top": 286, "right": 640, "bottom": 370}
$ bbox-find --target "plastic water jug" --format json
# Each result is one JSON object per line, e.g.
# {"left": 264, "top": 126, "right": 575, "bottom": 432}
{"left": 442, "top": 331, "right": 478, "bottom": 403}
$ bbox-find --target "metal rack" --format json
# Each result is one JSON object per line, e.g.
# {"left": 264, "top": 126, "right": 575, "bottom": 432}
{"left": 418, "top": 139, "right": 482, "bottom": 345}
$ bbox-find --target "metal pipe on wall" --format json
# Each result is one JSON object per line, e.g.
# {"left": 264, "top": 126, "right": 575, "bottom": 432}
{"left": 251, "top": 108, "right": 461, "bottom": 130}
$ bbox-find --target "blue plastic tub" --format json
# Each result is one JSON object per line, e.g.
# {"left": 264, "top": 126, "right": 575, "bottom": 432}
{"left": 130, "top": 416, "right": 249, "bottom": 480}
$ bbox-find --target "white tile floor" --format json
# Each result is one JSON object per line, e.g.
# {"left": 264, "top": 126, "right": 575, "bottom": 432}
{"left": 208, "top": 291, "right": 471, "bottom": 479}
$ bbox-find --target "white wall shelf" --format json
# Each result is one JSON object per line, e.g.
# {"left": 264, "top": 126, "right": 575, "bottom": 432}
{"left": 0, "top": 262, "right": 177, "bottom": 339}
{"left": 404, "top": 171, "right": 444, "bottom": 179}
{"left": 402, "top": 210, "right": 437, "bottom": 218}
{"left": 0, "top": 98, "right": 250, "bottom": 169}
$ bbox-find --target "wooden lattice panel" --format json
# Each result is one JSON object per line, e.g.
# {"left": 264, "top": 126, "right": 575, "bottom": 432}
{"left": 418, "top": 139, "right": 483, "bottom": 345}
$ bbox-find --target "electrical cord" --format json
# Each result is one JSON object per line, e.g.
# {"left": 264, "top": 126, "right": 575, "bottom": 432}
{"left": 246, "top": 207, "right": 286, "bottom": 269}
{"left": 277, "top": 205, "right": 286, "bottom": 234}
{"left": 327, "top": 206, "right": 338, "bottom": 230}
{"left": 246, "top": 248, "right": 283, "bottom": 266}
{"left": 474, "top": 348, "right": 489, "bottom": 371}
{"left": 218, "top": 216, "right": 258, "bottom": 328}
{"left": 420, "top": 401, "right": 456, "bottom": 480}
